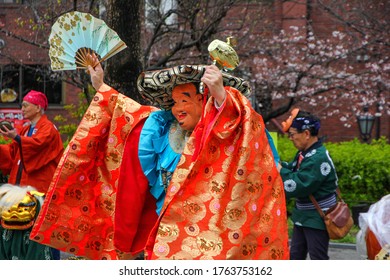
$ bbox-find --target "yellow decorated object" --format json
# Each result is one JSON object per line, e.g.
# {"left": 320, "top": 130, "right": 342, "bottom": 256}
{"left": 208, "top": 37, "right": 239, "bottom": 71}
{"left": 0, "top": 185, "right": 44, "bottom": 230}
{"left": 1, "top": 88, "right": 17, "bottom": 103}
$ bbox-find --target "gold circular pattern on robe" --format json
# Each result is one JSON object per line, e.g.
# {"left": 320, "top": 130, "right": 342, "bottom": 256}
{"left": 222, "top": 200, "right": 247, "bottom": 230}
{"left": 181, "top": 237, "right": 202, "bottom": 259}
{"left": 193, "top": 181, "right": 213, "bottom": 201}
{"left": 157, "top": 223, "right": 180, "bottom": 242}
{"left": 196, "top": 231, "right": 223, "bottom": 257}
{"left": 83, "top": 107, "right": 103, "bottom": 126}
{"left": 236, "top": 146, "right": 251, "bottom": 166}
{"left": 227, "top": 235, "right": 258, "bottom": 260}
{"left": 73, "top": 215, "right": 94, "bottom": 239}
{"left": 245, "top": 171, "right": 264, "bottom": 200}
{"left": 204, "top": 138, "right": 221, "bottom": 163}
{"left": 95, "top": 193, "right": 116, "bottom": 216}
{"left": 63, "top": 183, "right": 94, "bottom": 207}
{"left": 208, "top": 173, "right": 229, "bottom": 199}
{"left": 62, "top": 158, "right": 78, "bottom": 176}
{"left": 208, "top": 213, "right": 227, "bottom": 232}
{"left": 182, "top": 196, "right": 206, "bottom": 224}
{"left": 50, "top": 226, "right": 73, "bottom": 248}
{"left": 170, "top": 249, "right": 195, "bottom": 260}
{"left": 252, "top": 210, "right": 274, "bottom": 235}
{"left": 84, "top": 235, "right": 106, "bottom": 255}
{"left": 258, "top": 238, "right": 286, "bottom": 260}
{"left": 231, "top": 182, "right": 251, "bottom": 202}
{"left": 223, "top": 144, "right": 236, "bottom": 157}
{"left": 105, "top": 147, "right": 122, "bottom": 171}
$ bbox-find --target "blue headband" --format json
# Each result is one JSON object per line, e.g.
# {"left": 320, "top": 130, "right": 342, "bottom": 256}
{"left": 291, "top": 117, "right": 320, "bottom": 133}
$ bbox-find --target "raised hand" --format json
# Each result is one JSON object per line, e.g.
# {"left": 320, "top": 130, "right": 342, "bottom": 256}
{"left": 87, "top": 54, "right": 107, "bottom": 91}
{"left": 201, "top": 64, "right": 226, "bottom": 106}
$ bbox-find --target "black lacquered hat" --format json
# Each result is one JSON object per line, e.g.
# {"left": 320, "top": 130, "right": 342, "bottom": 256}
{"left": 137, "top": 65, "right": 251, "bottom": 110}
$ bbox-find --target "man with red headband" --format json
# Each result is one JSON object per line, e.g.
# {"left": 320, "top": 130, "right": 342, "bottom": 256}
{"left": 0, "top": 90, "right": 63, "bottom": 260}
{"left": 31, "top": 57, "right": 289, "bottom": 260}
{"left": 0, "top": 90, "right": 63, "bottom": 193}
{"left": 279, "top": 109, "right": 338, "bottom": 260}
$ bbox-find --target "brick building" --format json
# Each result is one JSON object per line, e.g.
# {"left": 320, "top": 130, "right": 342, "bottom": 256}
{"left": 0, "top": 0, "right": 388, "bottom": 143}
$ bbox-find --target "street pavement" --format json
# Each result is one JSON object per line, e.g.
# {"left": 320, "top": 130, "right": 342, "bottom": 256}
{"left": 328, "top": 242, "right": 364, "bottom": 260}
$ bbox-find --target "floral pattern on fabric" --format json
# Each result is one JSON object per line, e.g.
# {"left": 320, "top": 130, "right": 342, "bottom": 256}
{"left": 145, "top": 87, "right": 289, "bottom": 260}
{"left": 30, "top": 89, "right": 156, "bottom": 260}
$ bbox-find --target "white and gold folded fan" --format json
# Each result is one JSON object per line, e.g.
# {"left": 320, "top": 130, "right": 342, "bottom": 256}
{"left": 49, "top": 11, "right": 127, "bottom": 71}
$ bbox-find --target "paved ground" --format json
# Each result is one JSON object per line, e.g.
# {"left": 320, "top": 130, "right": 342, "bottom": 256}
{"left": 328, "top": 243, "right": 364, "bottom": 260}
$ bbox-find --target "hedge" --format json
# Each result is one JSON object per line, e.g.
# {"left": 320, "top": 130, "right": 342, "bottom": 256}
{"left": 277, "top": 135, "right": 390, "bottom": 206}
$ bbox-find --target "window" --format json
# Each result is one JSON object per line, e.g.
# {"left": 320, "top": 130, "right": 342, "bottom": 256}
{"left": 145, "top": 0, "right": 178, "bottom": 28}
{"left": 0, "top": 0, "right": 24, "bottom": 3}
{"left": 0, "top": 65, "right": 62, "bottom": 107}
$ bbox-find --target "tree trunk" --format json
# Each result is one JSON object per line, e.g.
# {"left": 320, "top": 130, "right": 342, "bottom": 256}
{"left": 106, "top": 0, "right": 143, "bottom": 102}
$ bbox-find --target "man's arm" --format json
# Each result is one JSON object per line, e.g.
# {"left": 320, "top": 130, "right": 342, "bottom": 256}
{"left": 201, "top": 64, "right": 226, "bottom": 106}
{"left": 87, "top": 54, "right": 111, "bottom": 92}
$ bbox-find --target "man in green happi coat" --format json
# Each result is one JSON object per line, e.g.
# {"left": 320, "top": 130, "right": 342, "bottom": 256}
{"left": 278, "top": 109, "right": 338, "bottom": 260}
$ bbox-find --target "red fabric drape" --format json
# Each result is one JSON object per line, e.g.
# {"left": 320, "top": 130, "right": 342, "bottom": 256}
{"left": 30, "top": 88, "right": 156, "bottom": 259}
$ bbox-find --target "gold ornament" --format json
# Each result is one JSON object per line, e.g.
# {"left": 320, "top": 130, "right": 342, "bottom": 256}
{"left": 1, "top": 190, "right": 42, "bottom": 230}
{"left": 207, "top": 36, "right": 239, "bottom": 71}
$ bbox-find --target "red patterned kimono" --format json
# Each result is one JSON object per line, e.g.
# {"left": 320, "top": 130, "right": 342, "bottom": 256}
{"left": 0, "top": 115, "right": 63, "bottom": 193}
{"left": 145, "top": 87, "right": 289, "bottom": 259}
{"left": 31, "top": 86, "right": 289, "bottom": 260}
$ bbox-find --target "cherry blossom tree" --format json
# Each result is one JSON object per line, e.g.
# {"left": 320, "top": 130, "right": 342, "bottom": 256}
{"left": 218, "top": 0, "right": 389, "bottom": 129}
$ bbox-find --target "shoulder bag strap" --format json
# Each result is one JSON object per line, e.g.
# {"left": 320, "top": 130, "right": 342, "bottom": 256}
{"left": 309, "top": 194, "right": 325, "bottom": 219}
{"left": 335, "top": 187, "right": 346, "bottom": 203}
{"left": 309, "top": 187, "right": 343, "bottom": 219}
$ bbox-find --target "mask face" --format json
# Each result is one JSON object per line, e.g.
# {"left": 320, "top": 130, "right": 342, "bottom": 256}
{"left": 1, "top": 193, "right": 38, "bottom": 230}
{"left": 171, "top": 83, "right": 203, "bottom": 132}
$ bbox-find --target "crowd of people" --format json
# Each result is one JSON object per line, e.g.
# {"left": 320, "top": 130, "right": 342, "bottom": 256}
{"left": 0, "top": 55, "right": 385, "bottom": 261}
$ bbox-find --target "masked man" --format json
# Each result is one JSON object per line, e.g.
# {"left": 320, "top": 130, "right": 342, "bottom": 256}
{"left": 31, "top": 59, "right": 289, "bottom": 260}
